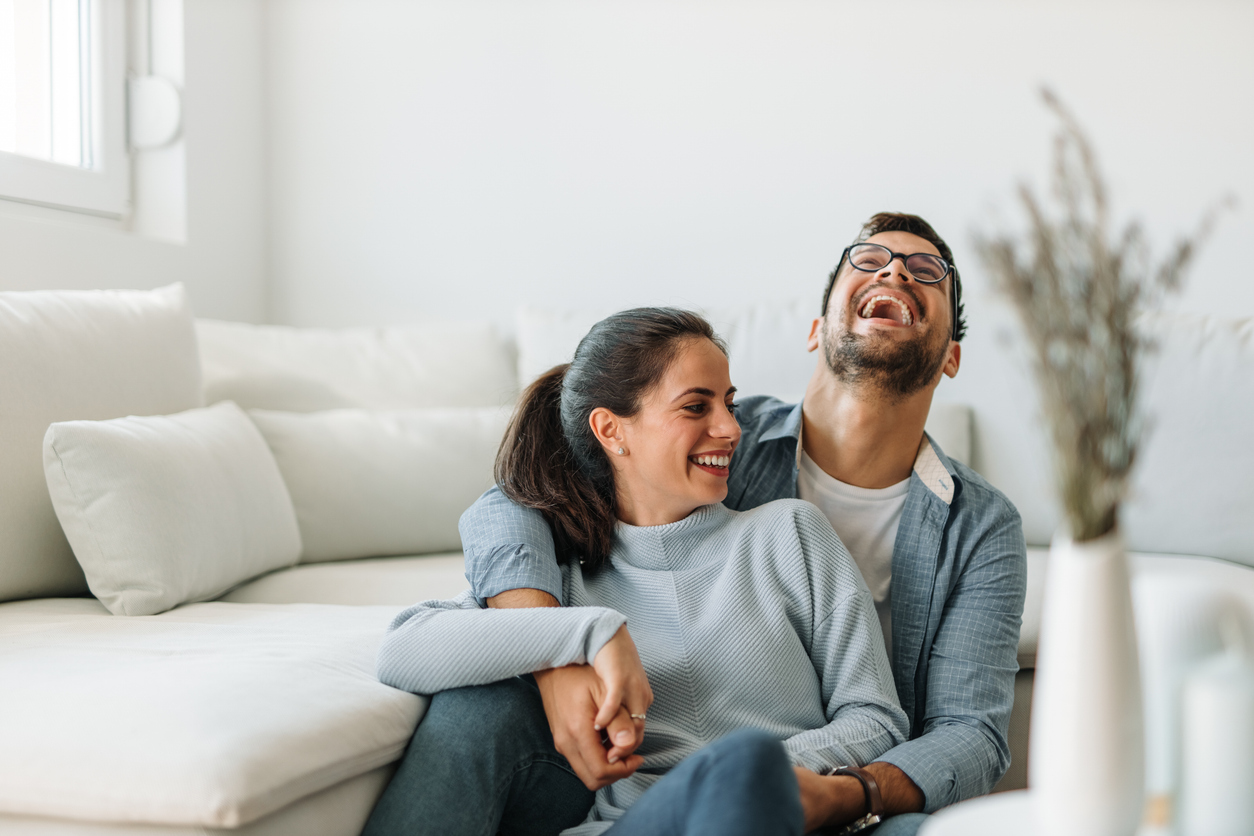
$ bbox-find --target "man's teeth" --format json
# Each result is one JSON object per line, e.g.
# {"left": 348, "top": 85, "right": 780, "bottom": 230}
{"left": 692, "top": 454, "right": 730, "bottom": 467}
{"left": 859, "top": 295, "right": 913, "bottom": 325}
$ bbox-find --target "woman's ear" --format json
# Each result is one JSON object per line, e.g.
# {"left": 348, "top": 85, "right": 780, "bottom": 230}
{"left": 589, "top": 407, "right": 624, "bottom": 455}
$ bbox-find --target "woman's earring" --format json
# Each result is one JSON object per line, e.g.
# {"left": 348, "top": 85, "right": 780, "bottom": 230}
{"left": 617, "top": 447, "right": 626, "bottom": 456}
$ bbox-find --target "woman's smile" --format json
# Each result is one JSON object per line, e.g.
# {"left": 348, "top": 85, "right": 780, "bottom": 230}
{"left": 688, "top": 451, "right": 732, "bottom": 477}
{"left": 608, "top": 336, "right": 741, "bottom": 526}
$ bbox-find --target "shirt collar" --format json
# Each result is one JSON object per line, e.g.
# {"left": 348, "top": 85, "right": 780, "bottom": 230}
{"left": 775, "top": 400, "right": 958, "bottom": 506}
{"left": 912, "top": 433, "right": 957, "bottom": 505}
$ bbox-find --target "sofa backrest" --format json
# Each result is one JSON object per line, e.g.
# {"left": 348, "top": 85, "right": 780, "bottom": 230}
{"left": 196, "top": 319, "right": 518, "bottom": 411}
{"left": 1116, "top": 313, "right": 1254, "bottom": 561}
{"left": 516, "top": 302, "right": 819, "bottom": 404}
{"left": 0, "top": 285, "right": 203, "bottom": 602}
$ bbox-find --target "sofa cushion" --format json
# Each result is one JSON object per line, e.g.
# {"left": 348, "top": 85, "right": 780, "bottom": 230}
{"left": 43, "top": 402, "right": 302, "bottom": 616}
{"left": 248, "top": 407, "right": 509, "bottom": 563}
{"left": 0, "top": 284, "right": 202, "bottom": 603}
{"left": 221, "top": 553, "right": 470, "bottom": 605}
{"left": 0, "top": 766, "right": 395, "bottom": 836}
{"left": 196, "top": 319, "right": 518, "bottom": 412}
{"left": 0, "top": 598, "right": 423, "bottom": 828}
{"left": 1121, "top": 313, "right": 1254, "bottom": 563}
{"left": 934, "top": 307, "right": 1254, "bottom": 557}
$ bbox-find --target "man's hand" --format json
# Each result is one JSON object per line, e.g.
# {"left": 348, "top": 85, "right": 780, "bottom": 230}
{"left": 793, "top": 768, "right": 865, "bottom": 833}
{"left": 534, "top": 664, "right": 644, "bottom": 790}
{"left": 864, "top": 762, "right": 925, "bottom": 815}
{"left": 792, "top": 762, "right": 926, "bottom": 833}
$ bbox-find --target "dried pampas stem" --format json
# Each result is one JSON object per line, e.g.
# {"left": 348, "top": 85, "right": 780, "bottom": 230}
{"left": 974, "top": 89, "right": 1228, "bottom": 542}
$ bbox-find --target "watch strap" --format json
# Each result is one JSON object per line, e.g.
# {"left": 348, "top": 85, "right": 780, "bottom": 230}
{"left": 832, "top": 765, "right": 885, "bottom": 818}
{"left": 828, "top": 765, "right": 885, "bottom": 835}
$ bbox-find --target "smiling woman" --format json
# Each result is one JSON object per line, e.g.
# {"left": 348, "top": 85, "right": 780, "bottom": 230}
{"left": 495, "top": 307, "right": 731, "bottom": 570}
{"left": 601, "top": 336, "right": 740, "bottom": 528}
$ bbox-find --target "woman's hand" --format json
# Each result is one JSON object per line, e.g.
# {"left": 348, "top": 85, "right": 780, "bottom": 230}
{"left": 534, "top": 664, "right": 645, "bottom": 790}
{"left": 591, "top": 625, "right": 654, "bottom": 746}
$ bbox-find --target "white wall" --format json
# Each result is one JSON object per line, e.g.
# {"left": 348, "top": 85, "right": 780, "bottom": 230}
{"left": 265, "top": 0, "right": 1253, "bottom": 333}
{"left": 263, "top": 0, "right": 1254, "bottom": 544}
{"left": 0, "top": 0, "right": 267, "bottom": 322}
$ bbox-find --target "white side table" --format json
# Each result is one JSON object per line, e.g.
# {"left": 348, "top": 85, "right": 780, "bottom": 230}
{"left": 919, "top": 790, "right": 1169, "bottom": 836}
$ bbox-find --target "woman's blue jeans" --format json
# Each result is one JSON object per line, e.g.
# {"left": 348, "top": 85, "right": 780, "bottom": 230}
{"left": 362, "top": 676, "right": 593, "bottom": 836}
{"left": 359, "top": 675, "right": 928, "bottom": 836}
{"left": 601, "top": 727, "right": 803, "bottom": 836}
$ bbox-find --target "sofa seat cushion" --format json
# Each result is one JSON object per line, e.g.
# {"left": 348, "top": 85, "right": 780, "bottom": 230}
{"left": 0, "top": 766, "right": 394, "bottom": 836}
{"left": 221, "top": 553, "right": 471, "bottom": 606}
{"left": 0, "top": 599, "right": 423, "bottom": 828}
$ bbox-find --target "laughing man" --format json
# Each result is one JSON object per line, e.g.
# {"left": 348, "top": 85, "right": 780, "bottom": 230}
{"left": 364, "top": 212, "right": 1027, "bottom": 836}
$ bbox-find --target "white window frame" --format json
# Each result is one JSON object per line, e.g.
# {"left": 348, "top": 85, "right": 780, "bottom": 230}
{"left": 0, "top": 0, "right": 129, "bottom": 217}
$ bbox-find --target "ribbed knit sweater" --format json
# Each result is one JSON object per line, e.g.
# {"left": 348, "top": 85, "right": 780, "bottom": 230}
{"left": 377, "top": 499, "right": 909, "bottom": 834}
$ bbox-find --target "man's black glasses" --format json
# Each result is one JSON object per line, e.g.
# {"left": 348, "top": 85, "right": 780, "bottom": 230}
{"left": 844, "top": 243, "right": 951, "bottom": 283}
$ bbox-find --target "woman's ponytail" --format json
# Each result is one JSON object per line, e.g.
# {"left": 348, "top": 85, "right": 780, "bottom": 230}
{"left": 495, "top": 364, "right": 616, "bottom": 566}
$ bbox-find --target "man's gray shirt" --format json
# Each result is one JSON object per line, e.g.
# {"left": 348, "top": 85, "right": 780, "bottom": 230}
{"left": 460, "top": 395, "right": 1028, "bottom": 812}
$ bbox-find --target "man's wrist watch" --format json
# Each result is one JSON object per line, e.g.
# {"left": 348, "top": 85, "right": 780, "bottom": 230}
{"left": 823, "top": 765, "right": 885, "bottom": 835}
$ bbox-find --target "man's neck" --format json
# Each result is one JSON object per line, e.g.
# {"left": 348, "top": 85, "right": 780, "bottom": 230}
{"left": 801, "top": 370, "right": 935, "bottom": 490}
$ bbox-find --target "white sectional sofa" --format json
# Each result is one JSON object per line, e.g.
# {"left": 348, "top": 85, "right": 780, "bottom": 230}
{"left": 1, "top": 285, "right": 1251, "bottom": 834}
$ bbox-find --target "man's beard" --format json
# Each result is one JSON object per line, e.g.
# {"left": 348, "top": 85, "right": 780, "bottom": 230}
{"left": 822, "top": 304, "right": 950, "bottom": 401}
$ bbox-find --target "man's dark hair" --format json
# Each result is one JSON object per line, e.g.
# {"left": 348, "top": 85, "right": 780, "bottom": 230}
{"left": 495, "top": 308, "right": 727, "bottom": 570}
{"left": 820, "top": 212, "right": 967, "bottom": 342}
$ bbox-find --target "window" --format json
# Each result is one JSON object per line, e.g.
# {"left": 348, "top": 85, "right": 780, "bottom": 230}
{"left": 0, "top": 0, "right": 127, "bottom": 216}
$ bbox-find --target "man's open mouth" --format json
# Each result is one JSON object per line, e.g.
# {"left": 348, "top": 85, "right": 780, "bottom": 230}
{"left": 858, "top": 295, "right": 914, "bottom": 326}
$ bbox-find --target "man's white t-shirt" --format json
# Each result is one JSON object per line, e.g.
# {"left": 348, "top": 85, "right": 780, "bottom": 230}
{"left": 797, "top": 450, "right": 909, "bottom": 655}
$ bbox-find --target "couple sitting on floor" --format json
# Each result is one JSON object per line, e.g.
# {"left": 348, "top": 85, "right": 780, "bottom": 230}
{"left": 363, "top": 213, "right": 1028, "bottom": 836}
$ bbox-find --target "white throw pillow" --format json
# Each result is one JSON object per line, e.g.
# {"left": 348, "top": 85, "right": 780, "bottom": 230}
{"left": 248, "top": 407, "right": 511, "bottom": 563}
{"left": 0, "top": 283, "right": 202, "bottom": 603}
{"left": 43, "top": 401, "right": 302, "bottom": 616}
{"left": 196, "top": 318, "right": 518, "bottom": 411}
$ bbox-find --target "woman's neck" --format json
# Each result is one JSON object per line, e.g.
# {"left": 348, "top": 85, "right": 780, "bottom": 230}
{"left": 615, "top": 490, "right": 698, "bottom": 528}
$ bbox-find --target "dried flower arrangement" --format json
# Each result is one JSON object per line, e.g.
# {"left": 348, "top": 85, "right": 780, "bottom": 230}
{"left": 974, "top": 90, "right": 1225, "bottom": 542}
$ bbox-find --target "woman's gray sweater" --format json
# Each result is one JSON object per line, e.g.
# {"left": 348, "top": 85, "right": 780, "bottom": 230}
{"left": 377, "top": 499, "right": 909, "bottom": 833}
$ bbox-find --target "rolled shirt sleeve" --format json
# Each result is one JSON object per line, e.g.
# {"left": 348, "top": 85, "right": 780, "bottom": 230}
{"left": 459, "top": 487, "right": 567, "bottom": 606}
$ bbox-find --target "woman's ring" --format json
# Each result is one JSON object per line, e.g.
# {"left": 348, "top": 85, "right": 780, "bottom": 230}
{"left": 630, "top": 713, "right": 647, "bottom": 721}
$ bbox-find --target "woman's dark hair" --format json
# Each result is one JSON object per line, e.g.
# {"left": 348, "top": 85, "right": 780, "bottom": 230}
{"left": 495, "top": 308, "right": 727, "bottom": 570}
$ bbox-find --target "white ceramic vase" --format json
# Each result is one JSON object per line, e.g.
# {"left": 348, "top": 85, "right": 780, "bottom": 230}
{"left": 1030, "top": 530, "right": 1144, "bottom": 836}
